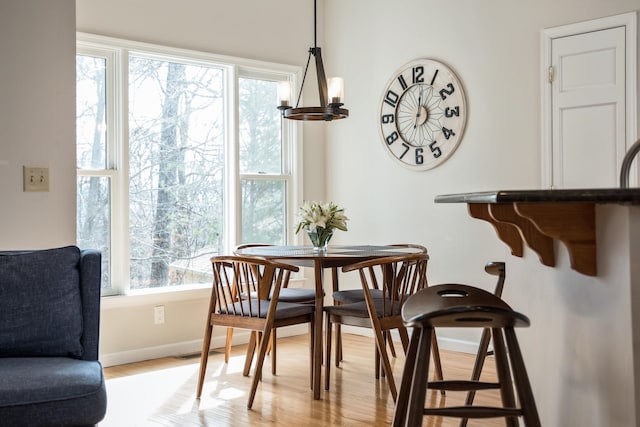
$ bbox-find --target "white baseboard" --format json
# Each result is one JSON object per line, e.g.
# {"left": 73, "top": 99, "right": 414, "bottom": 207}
{"left": 339, "top": 326, "right": 479, "bottom": 354}
{"left": 99, "top": 324, "right": 309, "bottom": 367}
{"left": 100, "top": 325, "right": 478, "bottom": 367}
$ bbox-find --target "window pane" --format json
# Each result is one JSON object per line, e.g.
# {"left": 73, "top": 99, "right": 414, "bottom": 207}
{"left": 77, "top": 176, "right": 111, "bottom": 291}
{"left": 239, "top": 78, "right": 282, "bottom": 174}
{"left": 241, "top": 179, "right": 286, "bottom": 245}
{"left": 76, "top": 55, "right": 107, "bottom": 170}
{"left": 128, "top": 56, "right": 224, "bottom": 289}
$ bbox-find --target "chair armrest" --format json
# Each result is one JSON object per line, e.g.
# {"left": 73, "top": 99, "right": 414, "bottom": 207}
{"left": 80, "top": 249, "right": 102, "bottom": 361}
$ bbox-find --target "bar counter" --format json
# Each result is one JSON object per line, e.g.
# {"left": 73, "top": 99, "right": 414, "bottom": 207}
{"left": 434, "top": 188, "right": 640, "bottom": 276}
{"left": 434, "top": 187, "right": 640, "bottom": 426}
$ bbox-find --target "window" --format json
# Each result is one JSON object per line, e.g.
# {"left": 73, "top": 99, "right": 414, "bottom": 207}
{"left": 76, "top": 34, "right": 300, "bottom": 295}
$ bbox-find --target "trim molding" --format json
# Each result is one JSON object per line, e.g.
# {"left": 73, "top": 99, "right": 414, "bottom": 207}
{"left": 540, "top": 11, "right": 638, "bottom": 188}
{"left": 100, "top": 326, "right": 479, "bottom": 368}
{"left": 99, "top": 325, "right": 308, "bottom": 367}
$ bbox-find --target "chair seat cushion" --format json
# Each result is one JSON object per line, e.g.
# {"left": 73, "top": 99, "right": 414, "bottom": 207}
{"left": 278, "top": 287, "right": 316, "bottom": 303}
{"left": 325, "top": 298, "right": 403, "bottom": 318}
{"left": 221, "top": 299, "right": 314, "bottom": 319}
{"left": 0, "top": 357, "right": 104, "bottom": 407}
{"left": 332, "top": 288, "right": 384, "bottom": 304}
{"left": 0, "top": 246, "right": 83, "bottom": 357}
{"left": 0, "top": 357, "right": 107, "bottom": 427}
{"left": 242, "top": 288, "right": 317, "bottom": 303}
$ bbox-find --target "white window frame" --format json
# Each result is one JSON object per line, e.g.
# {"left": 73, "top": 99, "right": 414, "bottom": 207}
{"left": 76, "top": 33, "right": 303, "bottom": 300}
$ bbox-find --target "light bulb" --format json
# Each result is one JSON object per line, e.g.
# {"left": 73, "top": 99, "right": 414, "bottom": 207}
{"left": 327, "top": 77, "right": 344, "bottom": 105}
{"left": 277, "top": 81, "right": 291, "bottom": 107}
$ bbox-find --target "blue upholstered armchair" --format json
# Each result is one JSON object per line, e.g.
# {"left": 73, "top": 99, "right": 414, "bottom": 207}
{"left": 0, "top": 246, "right": 107, "bottom": 426}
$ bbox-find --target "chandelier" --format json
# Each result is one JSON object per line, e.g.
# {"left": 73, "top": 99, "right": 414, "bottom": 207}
{"left": 276, "top": 0, "right": 349, "bottom": 121}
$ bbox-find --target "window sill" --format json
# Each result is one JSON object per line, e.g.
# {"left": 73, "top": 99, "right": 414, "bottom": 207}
{"left": 100, "top": 278, "right": 308, "bottom": 309}
{"left": 101, "top": 283, "right": 211, "bottom": 309}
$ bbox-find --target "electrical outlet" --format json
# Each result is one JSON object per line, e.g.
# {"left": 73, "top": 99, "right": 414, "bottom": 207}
{"left": 23, "top": 166, "right": 49, "bottom": 192}
{"left": 154, "top": 305, "right": 165, "bottom": 324}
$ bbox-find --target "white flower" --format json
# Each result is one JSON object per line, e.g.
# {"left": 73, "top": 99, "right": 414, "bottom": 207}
{"left": 295, "top": 201, "right": 349, "bottom": 234}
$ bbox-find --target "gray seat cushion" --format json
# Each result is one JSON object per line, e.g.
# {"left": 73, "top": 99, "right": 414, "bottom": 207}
{"left": 0, "top": 358, "right": 104, "bottom": 407}
{"left": 279, "top": 287, "right": 316, "bottom": 303}
{"left": 0, "top": 357, "right": 106, "bottom": 427}
{"left": 332, "top": 288, "right": 384, "bottom": 304}
{"left": 325, "top": 298, "right": 403, "bottom": 318}
{"left": 221, "top": 299, "right": 314, "bottom": 319}
{"left": 242, "top": 288, "right": 317, "bottom": 303}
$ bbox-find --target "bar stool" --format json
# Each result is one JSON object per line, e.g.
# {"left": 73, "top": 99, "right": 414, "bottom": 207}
{"left": 392, "top": 283, "right": 540, "bottom": 427}
{"left": 461, "top": 261, "right": 506, "bottom": 426}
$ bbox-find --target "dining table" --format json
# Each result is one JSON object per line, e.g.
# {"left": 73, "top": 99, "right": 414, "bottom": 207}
{"left": 233, "top": 244, "right": 425, "bottom": 400}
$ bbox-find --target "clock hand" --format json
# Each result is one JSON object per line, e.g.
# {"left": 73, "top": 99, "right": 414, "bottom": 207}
{"left": 414, "top": 87, "right": 423, "bottom": 129}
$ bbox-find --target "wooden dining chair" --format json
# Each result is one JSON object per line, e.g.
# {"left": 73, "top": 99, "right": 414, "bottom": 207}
{"left": 224, "top": 244, "right": 316, "bottom": 374}
{"left": 196, "top": 255, "right": 315, "bottom": 409}
{"left": 323, "top": 252, "right": 434, "bottom": 400}
{"left": 330, "top": 244, "right": 443, "bottom": 387}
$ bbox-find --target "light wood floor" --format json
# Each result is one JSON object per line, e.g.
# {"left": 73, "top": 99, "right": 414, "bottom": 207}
{"left": 102, "top": 333, "right": 506, "bottom": 426}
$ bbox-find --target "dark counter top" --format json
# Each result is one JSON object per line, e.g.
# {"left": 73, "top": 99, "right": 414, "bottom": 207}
{"left": 434, "top": 188, "right": 640, "bottom": 276}
{"left": 434, "top": 188, "right": 640, "bottom": 204}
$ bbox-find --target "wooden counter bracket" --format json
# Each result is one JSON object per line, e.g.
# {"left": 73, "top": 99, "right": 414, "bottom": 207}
{"left": 468, "top": 204, "right": 523, "bottom": 257}
{"left": 467, "top": 202, "right": 597, "bottom": 276}
{"left": 489, "top": 204, "right": 555, "bottom": 267}
{"left": 515, "top": 202, "right": 596, "bottom": 276}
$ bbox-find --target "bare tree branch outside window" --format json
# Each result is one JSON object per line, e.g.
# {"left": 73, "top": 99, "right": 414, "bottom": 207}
{"left": 128, "top": 56, "right": 225, "bottom": 288}
{"left": 76, "top": 39, "right": 293, "bottom": 293}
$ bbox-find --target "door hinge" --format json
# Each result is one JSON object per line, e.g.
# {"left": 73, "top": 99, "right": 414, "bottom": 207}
{"left": 548, "top": 66, "right": 554, "bottom": 83}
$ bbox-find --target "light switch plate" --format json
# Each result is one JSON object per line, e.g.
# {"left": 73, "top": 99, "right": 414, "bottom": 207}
{"left": 23, "top": 166, "right": 49, "bottom": 192}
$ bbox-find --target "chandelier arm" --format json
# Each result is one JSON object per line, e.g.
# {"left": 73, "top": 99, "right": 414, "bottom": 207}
{"left": 313, "top": 48, "right": 328, "bottom": 107}
{"left": 294, "top": 51, "right": 313, "bottom": 109}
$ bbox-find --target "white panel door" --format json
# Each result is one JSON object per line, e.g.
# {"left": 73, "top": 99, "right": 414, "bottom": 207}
{"left": 541, "top": 12, "right": 637, "bottom": 189}
{"left": 552, "top": 27, "right": 625, "bottom": 188}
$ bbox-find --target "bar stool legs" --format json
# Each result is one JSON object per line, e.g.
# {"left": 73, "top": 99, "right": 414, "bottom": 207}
{"left": 505, "top": 328, "right": 541, "bottom": 426}
{"left": 461, "top": 261, "right": 507, "bottom": 427}
{"left": 491, "top": 327, "right": 518, "bottom": 427}
{"left": 392, "top": 283, "right": 541, "bottom": 427}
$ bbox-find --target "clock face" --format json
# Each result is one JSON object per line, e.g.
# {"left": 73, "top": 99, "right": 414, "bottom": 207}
{"left": 378, "top": 59, "right": 467, "bottom": 170}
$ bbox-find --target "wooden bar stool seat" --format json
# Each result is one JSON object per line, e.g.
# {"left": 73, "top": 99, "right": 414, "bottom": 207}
{"left": 392, "top": 283, "right": 541, "bottom": 427}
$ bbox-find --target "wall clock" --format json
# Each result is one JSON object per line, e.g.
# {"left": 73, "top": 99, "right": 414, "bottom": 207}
{"left": 378, "top": 58, "right": 467, "bottom": 170}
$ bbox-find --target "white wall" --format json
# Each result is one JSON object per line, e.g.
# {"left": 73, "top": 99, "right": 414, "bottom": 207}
{"left": 324, "top": 0, "right": 639, "bottom": 287}
{"left": 324, "top": 0, "right": 640, "bottom": 425}
{"left": 0, "top": 0, "right": 76, "bottom": 249}
{"left": 3, "top": 0, "right": 640, "bottom": 424}
{"left": 324, "top": 0, "right": 640, "bottom": 343}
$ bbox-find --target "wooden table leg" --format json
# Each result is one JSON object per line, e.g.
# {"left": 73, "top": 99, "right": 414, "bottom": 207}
{"left": 313, "top": 260, "right": 324, "bottom": 399}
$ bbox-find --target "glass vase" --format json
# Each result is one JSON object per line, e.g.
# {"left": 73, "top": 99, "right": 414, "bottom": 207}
{"left": 307, "top": 228, "right": 333, "bottom": 252}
